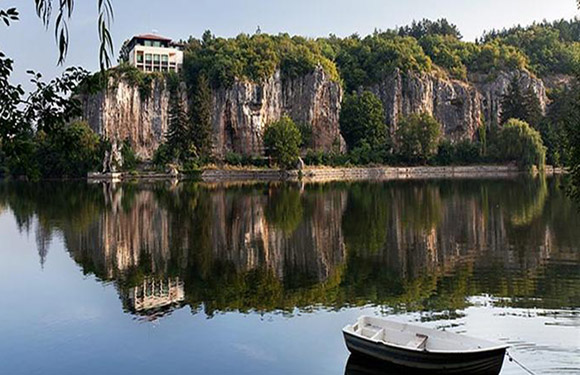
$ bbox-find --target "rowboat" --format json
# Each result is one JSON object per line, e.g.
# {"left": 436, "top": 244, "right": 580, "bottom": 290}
{"left": 343, "top": 316, "right": 509, "bottom": 375}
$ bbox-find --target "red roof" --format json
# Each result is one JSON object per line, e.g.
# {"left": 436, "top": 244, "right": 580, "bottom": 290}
{"left": 132, "top": 34, "right": 172, "bottom": 42}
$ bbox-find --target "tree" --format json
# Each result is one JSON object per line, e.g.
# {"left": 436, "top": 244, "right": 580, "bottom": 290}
{"left": 500, "top": 77, "right": 527, "bottom": 125}
{"left": 500, "top": 77, "right": 543, "bottom": 128}
{"left": 189, "top": 74, "right": 213, "bottom": 159}
{"left": 340, "top": 91, "right": 387, "bottom": 151}
{"left": 264, "top": 116, "right": 301, "bottom": 169}
{"left": 395, "top": 113, "right": 442, "bottom": 164}
{"left": 1, "top": 1, "right": 114, "bottom": 69}
{"left": 118, "top": 39, "right": 131, "bottom": 64}
{"left": 36, "top": 121, "right": 103, "bottom": 177}
{"left": 493, "top": 118, "right": 546, "bottom": 170}
{"left": 398, "top": 18, "right": 462, "bottom": 40}
{"left": 166, "top": 94, "right": 192, "bottom": 163}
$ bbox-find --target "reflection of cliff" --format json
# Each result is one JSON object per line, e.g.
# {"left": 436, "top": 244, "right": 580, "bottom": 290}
{"left": 340, "top": 178, "right": 580, "bottom": 310}
{"left": 5, "top": 177, "right": 576, "bottom": 318}
{"left": 64, "top": 184, "right": 172, "bottom": 280}
{"left": 61, "top": 182, "right": 348, "bottom": 317}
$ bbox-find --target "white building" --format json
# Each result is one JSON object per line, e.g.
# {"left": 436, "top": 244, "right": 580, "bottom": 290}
{"left": 126, "top": 34, "right": 184, "bottom": 73}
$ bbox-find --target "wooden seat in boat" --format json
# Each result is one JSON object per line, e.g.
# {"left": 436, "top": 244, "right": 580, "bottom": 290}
{"left": 407, "top": 333, "right": 428, "bottom": 350}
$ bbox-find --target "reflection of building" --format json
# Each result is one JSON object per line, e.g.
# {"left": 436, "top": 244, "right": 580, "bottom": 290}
{"left": 123, "top": 277, "right": 185, "bottom": 320}
{"left": 126, "top": 34, "right": 184, "bottom": 72}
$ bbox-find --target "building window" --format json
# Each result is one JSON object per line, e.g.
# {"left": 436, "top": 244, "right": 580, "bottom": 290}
{"left": 153, "top": 54, "right": 160, "bottom": 63}
{"left": 144, "top": 40, "right": 152, "bottom": 47}
{"left": 137, "top": 54, "right": 143, "bottom": 63}
{"left": 145, "top": 54, "right": 152, "bottom": 62}
{"left": 162, "top": 55, "right": 168, "bottom": 62}
{"left": 153, "top": 41, "right": 161, "bottom": 47}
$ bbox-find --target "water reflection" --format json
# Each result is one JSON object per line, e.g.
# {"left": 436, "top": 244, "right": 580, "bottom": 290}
{"left": 0, "top": 177, "right": 578, "bottom": 321}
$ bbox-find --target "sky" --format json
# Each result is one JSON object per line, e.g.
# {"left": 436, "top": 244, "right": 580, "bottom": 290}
{"left": 1, "top": 0, "right": 579, "bottom": 88}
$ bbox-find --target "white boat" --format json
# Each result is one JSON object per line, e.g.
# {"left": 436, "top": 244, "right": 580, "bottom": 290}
{"left": 343, "top": 316, "right": 509, "bottom": 375}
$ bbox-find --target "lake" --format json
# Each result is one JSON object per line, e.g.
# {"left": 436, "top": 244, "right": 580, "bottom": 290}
{"left": 0, "top": 177, "right": 578, "bottom": 374}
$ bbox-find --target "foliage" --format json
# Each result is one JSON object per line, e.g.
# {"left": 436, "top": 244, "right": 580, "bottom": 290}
{"left": 263, "top": 116, "right": 302, "bottom": 169}
{"left": 482, "top": 20, "right": 580, "bottom": 76}
{"left": 224, "top": 152, "right": 269, "bottom": 167}
{"left": 395, "top": 113, "right": 442, "bottom": 164}
{"left": 165, "top": 92, "right": 194, "bottom": 164}
{"left": 435, "top": 139, "right": 482, "bottom": 165}
{"left": 398, "top": 18, "right": 463, "bottom": 40}
{"left": 0, "top": 48, "right": 95, "bottom": 179}
{"left": 500, "top": 76, "right": 543, "bottom": 128}
{"left": 36, "top": 121, "right": 103, "bottom": 178}
{"left": 340, "top": 91, "right": 388, "bottom": 151}
{"left": 152, "top": 143, "right": 173, "bottom": 168}
{"left": 189, "top": 74, "right": 213, "bottom": 158}
{"left": 334, "top": 33, "right": 432, "bottom": 92}
{"left": 120, "top": 139, "right": 139, "bottom": 171}
{"left": 19, "top": 0, "right": 115, "bottom": 69}
{"left": 492, "top": 119, "right": 546, "bottom": 170}
{"left": 183, "top": 32, "right": 340, "bottom": 88}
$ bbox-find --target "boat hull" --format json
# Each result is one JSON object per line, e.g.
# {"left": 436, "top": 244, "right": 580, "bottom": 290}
{"left": 343, "top": 331, "right": 506, "bottom": 375}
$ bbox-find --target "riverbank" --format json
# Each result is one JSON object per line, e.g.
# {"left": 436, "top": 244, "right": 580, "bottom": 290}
{"left": 86, "top": 165, "right": 567, "bottom": 183}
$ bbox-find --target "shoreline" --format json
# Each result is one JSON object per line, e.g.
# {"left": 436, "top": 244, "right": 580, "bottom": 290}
{"left": 86, "top": 165, "right": 567, "bottom": 183}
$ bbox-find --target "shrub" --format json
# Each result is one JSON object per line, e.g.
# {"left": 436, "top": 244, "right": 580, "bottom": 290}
{"left": 492, "top": 118, "right": 546, "bottom": 169}
{"left": 36, "top": 121, "right": 103, "bottom": 178}
{"left": 120, "top": 140, "right": 139, "bottom": 171}
{"left": 263, "top": 116, "right": 302, "bottom": 169}
{"left": 395, "top": 113, "right": 442, "bottom": 164}
{"left": 435, "top": 139, "right": 482, "bottom": 165}
{"left": 225, "top": 152, "right": 244, "bottom": 166}
{"left": 152, "top": 143, "right": 173, "bottom": 168}
{"left": 340, "top": 91, "right": 388, "bottom": 151}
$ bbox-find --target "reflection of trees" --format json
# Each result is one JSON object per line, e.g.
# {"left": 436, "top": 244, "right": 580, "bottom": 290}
{"left": 265, "top": 184, "right": 304, "bottom": 236}
{"left": 1, "top": 177, "right": 578, "bottom": 318}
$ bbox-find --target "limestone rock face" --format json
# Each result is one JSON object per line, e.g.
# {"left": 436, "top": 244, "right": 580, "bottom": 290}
{"left": 81, "top": 67, "right": 343, "bottom": 159}
{"left": 369, "top": 69, "right": 548, "bottom": 142}
{"left": 81, "top": 79, "right": 171, "bottom": 160}
{"left": 470, "top": 70, "right": 548, "bottom": 128}
{"left": 212, "top": 68, "right": 344, "bottom": 157}
{"left": 81, "top": 67, "right": 549, "bottom": 159}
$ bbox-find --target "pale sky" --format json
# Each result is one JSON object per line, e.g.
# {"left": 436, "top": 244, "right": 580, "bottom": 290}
{"left": 1, "top": 0, "right": 578, "bottom": 88}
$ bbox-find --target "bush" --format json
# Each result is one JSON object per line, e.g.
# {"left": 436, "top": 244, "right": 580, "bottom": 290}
{"left": 340, "top": 91, "right": 388, "bottom": 151}
{"left": 395, "top": 113, "right": 442, "bottom": 164}
{"left": 492, "top": 119, "right": 546, "bottom": 169}
{"left": 36, "top": 121, "right": 103, "bottom": 178}
{"left": 435, "top": 139, "right": 482, "bottom": 165}
{"left": 121, "top": 140, "right": 139, "bottom": 171}
{"left": 152, "top": 143, "right": 173, "bottom": 168}
{"left": 225, "top": 152, "right": 244, "bottom": 166}
{"left": 264, "top": 116, "right": 302, "bottom": 169}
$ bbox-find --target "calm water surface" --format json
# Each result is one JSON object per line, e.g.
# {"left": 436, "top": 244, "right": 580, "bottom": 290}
{"left": 0, "top": 178, "right": 578, "bottom": 374}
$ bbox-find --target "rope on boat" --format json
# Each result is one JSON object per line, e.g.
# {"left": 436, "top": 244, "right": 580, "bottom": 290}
{"left": 506, "top": 351, "right": 536, "bottom": 375}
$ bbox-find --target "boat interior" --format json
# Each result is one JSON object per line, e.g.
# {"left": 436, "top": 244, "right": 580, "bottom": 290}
{"left": 345, "top": 316, "right": 502, "bottom": 353}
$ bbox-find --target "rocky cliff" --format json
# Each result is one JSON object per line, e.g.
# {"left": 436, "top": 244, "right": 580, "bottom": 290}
{"left": 81, "top": 66, "right": 343, "bottom": 159}
{"left": 369, "top": 69, "right": 547, "bottom": 141}
{"left": 81, "top": 67, "right": 548, "bottom": 159}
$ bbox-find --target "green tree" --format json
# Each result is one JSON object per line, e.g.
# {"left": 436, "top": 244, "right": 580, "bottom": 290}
{"left": 500, "top": 77, "right": 543, "bottom": 128}
{"left": 166, "top": 95, "right": 192, "bottom": 163}
{"left": 340, "top": 91, "right": 387, "bottom": 151}
{"left": 493, "top": 119, "right": 546, "bottom": 170}
{"left": 36, "top": 121, "right": 103, "bottom": 178}
{"left": 398, "top": 18, "right": 462, "bottom": 40}
{"left": 264, "top": 116, "right": 301, "bottom": 169}
{"left": 395, "top": 113, "right": 442, "bottom": 164}
{"left": 189, "top": 74, "right": 213, "bottom": 159}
